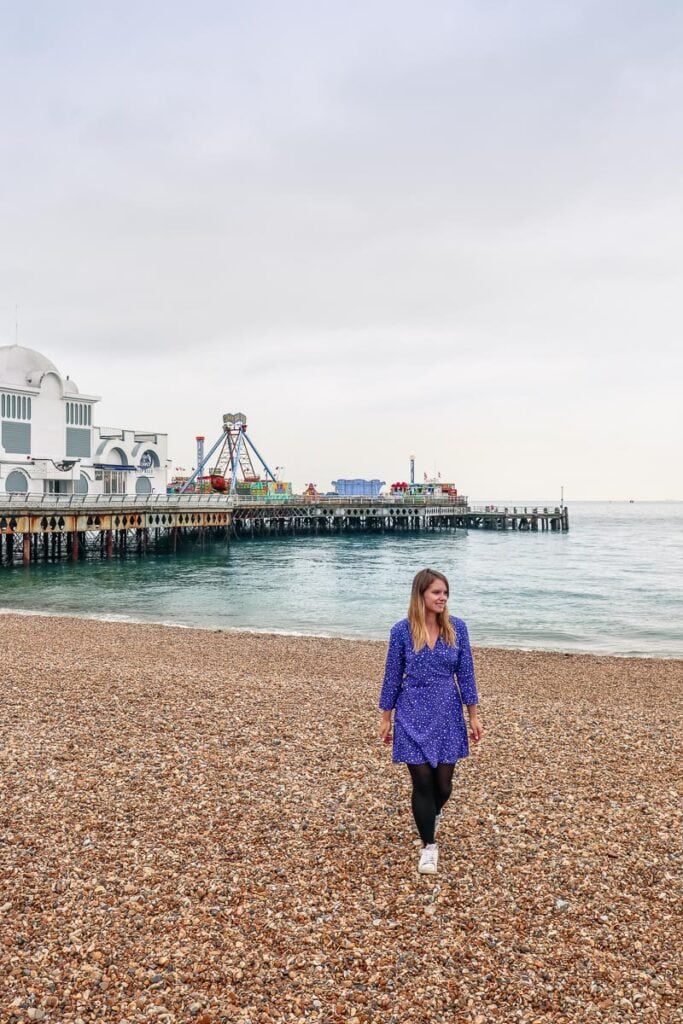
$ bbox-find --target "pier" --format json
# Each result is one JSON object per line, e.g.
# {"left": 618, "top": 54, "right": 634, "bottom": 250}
{"left": 0, "top": 494, "right": 569, "bottom": 566}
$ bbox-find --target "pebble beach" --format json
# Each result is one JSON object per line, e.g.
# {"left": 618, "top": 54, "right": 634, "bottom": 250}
{"left": 1, "top": 613, "right": 682, "bottom": 1024}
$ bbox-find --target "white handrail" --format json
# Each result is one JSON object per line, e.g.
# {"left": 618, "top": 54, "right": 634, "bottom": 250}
{"left": 0, "top": 493, "right": 236, "bottom": 510}
{"left": 1, "top": 492, "right": 472, "bottom": 511}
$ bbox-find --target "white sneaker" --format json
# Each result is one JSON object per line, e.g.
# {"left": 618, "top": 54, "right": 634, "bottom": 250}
{"left": 434, "top": 812, "right": 443, "bottom": 836}
{"left": 418, "top": 844, "right": 439, "bottom": 874}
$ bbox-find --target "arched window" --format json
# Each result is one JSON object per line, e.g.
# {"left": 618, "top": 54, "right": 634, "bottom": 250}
{"left": 1, "top": 395, "right": 4, "bottom": 416}
{"left": 27, "top": 397, "right": 31, "bottom": 419}
{"left": 6, "top": 469, "right": 29, "bottom": 493}
{"left": 11, "top": 395, "right": 16, "bottom": 417}
{"left": 21, "top": 396, "right": 26, "bottom": 419}
{"left": 87, "top": 405, "right": 91, "bottom": 425}
{"left": 140, "top": 449, "right": 161, "bottom": 469}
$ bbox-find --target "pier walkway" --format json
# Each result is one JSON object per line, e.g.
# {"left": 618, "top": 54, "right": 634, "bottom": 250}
{"left": 0, "top": 493, "right": 569, "bottom": 566}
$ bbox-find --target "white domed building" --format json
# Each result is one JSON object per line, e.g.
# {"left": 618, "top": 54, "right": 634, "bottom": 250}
{"left": 0, "top": 344, "right": 167, "bottom": 496}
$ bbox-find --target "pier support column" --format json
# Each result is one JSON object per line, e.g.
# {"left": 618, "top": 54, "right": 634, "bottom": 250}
{"left": 106, "top": 529, "right": 114, "bottom": 558}
{"left": 22, "top": 533, "right": 31, "bottom": 564}
{"left": 71, "top": 531, "right": 79, "bottom": 560}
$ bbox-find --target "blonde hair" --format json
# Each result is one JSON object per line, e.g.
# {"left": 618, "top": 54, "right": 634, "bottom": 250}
{"left": 408, "top": 568, "right": 455, "bottom": 651}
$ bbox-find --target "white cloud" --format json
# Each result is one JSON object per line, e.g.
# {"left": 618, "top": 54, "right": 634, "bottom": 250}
{"left": 1, "top": 0, "right": 681, "bottom": 498}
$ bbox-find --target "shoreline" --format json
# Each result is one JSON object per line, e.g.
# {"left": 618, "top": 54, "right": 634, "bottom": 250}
{"left": 1, "top": 606, "right": 682, "bottom": 662}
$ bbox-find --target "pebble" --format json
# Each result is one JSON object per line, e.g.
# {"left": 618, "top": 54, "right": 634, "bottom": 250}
{"left": 1, "top": 612, "right": 681, "bottom": 1023}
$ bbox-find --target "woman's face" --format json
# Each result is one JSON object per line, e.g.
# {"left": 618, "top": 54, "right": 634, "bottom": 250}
{"left": 423, "top": 578, "right": 448, "bottom": 615}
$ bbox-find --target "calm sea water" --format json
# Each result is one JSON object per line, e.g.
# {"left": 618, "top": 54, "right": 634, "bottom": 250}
{"left": 1, "top": 502, "right": 681, "bottom": 658}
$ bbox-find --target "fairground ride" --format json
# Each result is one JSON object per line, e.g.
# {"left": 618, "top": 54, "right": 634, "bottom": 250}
{"left": 179, "top": 413, "right": 278, "bottom": 495}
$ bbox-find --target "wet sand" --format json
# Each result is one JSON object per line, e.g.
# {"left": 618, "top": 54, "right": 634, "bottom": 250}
{"left": 1, "top": 613, "right": 682, "bottom": 1023}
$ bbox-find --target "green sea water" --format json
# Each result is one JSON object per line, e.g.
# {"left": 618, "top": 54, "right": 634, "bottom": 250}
{"left": 1, "top": 502, "right": 681, "bottom": 658}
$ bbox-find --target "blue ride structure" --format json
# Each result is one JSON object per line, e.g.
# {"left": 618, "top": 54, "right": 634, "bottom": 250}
{"left": 179, "top": 413, "right": 283, "bottom": 496}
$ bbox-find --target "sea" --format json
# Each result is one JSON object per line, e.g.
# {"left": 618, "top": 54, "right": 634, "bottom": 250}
{"left": 1, "top": 501, "right": 681, "bottom": 659}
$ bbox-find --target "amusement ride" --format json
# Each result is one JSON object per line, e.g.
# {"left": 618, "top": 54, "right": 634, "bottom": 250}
{"left": 178, "top": 413, "right": 287, "bottom": 496}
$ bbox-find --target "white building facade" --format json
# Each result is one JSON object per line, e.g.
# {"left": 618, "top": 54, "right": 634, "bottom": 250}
{"left": 0, "top": 345, "right": 167, "bottom": 496}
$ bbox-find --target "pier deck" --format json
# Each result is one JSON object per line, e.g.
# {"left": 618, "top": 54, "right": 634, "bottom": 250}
{"left": 0, "top": 494, "right": 569, "bottom": 566}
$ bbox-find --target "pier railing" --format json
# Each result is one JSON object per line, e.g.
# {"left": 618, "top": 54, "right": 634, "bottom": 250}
{"left": 0, "top": 493, "right": 235, "bottom": 510}
{"left": 0, "top": 492, "right": 568, "bottom": 566}
{"left": 1, "top": 493, "right": 472, "bottom": 511}
{"left": 1, "top": 493, "right": 567, "bottom": 519}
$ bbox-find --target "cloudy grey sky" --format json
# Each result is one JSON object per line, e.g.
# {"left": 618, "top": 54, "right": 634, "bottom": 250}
{"left": 1, "top": 1, "right": 681, "bottom": 498}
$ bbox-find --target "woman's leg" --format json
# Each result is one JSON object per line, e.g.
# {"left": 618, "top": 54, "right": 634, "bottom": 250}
{"left": 434, "top": 763, "right": 455, "bottom": 813}
{"left": 407, "top": 763, "right": 438, "bottom": 845}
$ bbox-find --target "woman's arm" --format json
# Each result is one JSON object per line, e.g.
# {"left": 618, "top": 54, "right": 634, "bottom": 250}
{"left": 456, "top": 620, "right": 483, "bottom": 742}
{"left": 378, "top": 623, "right": 405, "bottom": 738}
{"left": 455, "top": 619, "right": 479, "bottom": 705}
{"left": 467, "top": 705, "right": 483, "bottom": 743}
{"left": 378, "top": 709, "right": 392, "bottom": 741}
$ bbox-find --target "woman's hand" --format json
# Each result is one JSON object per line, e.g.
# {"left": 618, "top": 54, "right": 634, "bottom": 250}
{"left": 468, "top": 708, "right": 483, "bottom": 743}
{"left": 378, "top": 710, "right": 393, "bottom": 743}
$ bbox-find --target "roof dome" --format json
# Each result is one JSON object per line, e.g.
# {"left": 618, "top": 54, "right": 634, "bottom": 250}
{"left": 0, "top": 344, "right": 63, "bottom": 389}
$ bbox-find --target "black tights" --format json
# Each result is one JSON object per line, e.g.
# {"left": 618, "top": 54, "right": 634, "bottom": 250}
{"left": 407, "top": 763, "right": 455, "bottom": 846}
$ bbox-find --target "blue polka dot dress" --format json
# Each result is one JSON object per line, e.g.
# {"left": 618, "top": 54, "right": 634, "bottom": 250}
{"left": 379, "top": 617, "right": 479, "bottom": 767}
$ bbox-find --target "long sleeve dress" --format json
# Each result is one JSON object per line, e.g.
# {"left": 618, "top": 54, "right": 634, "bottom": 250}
{"left": 378, "top": 616, "right": 479, "bottom": 767}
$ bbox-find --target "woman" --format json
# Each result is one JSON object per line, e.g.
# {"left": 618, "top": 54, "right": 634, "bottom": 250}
{"left": 378, "top": 568, "right": 482, "bottom": 874}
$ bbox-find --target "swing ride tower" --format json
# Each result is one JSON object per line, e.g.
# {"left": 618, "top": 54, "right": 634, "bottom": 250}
{"left": 179, "top": 413, "right": 281, "bottom": 496}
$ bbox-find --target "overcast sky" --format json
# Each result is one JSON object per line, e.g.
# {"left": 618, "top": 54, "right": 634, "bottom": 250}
{"left": 1, "top": 1, "right": 681, "bottom": 499}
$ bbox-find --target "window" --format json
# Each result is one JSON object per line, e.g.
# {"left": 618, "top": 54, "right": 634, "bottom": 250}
{"left": 65, "top": 401, "right": 91, "bottom": 426}
{"left": 103, "top": 470, "right": 127, "bottom": 494}
{"left": 2, "top": 421, "right": 31, "bottom": 454}
{"left": 66, "top": 428, "right": 91, "bottom": 458}
{"left": 1, "top": 392, "right": 33, "bottom": 422}
{"left": 5, "top": 469, "right": 29, "bottom": 493}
